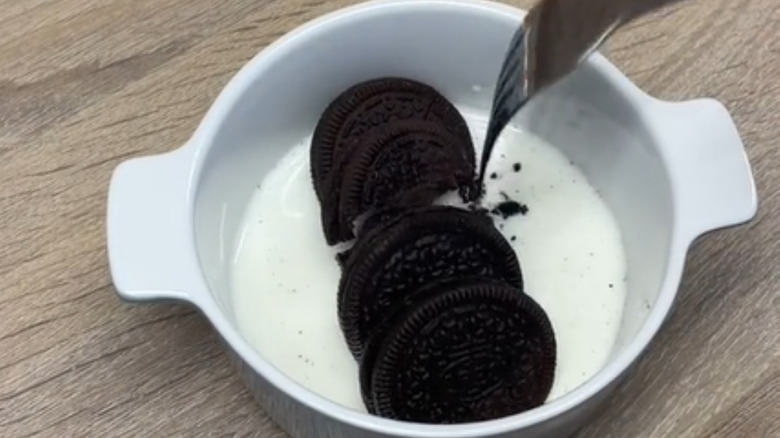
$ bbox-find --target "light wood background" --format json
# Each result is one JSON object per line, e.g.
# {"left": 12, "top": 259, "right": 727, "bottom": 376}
{"left": 0, "top": 0, "right": 777, "bottom": 437}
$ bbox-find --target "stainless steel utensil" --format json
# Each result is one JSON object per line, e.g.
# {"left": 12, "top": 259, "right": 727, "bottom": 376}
{"left": 478, "top": 0, "right": 689, "bottom": 190}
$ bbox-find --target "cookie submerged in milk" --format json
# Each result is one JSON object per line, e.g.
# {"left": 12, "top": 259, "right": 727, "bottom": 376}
{"left": 310, "top": 77, "right": 472, "bottom": 199}
{"left": 357, "top": 275, "right": 497, "bottom": 412}
{"left": 309, "top": 77, "right": 474, "bottom": 245}
{"left": 367, "top": 279, "right": 557, "bottom": 424}
{"left": 332, "top": 120, "right": 475, "bottom": 243}
{"left": 337, "top": 206, "right": 523, "bottom": 360}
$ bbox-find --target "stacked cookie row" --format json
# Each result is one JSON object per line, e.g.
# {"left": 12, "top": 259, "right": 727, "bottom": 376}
{"left": 309, "top": 78, "right": 556, "bottom": 424}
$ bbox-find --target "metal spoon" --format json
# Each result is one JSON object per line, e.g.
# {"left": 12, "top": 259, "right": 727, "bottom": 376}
{"left": 477, "top": 0, "right": 689, "bottom": 193}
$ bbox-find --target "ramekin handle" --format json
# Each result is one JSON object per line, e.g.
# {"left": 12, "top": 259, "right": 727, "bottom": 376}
{"left": 653, "top": 98, "right": 758, "bottom": 241}
{"left": 106, "top": 141, "right": 207, "bottom": 305}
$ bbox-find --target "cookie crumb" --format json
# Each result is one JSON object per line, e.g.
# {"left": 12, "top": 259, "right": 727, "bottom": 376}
{"left": 491, "top": 201, "right": 529, "bottom": 219}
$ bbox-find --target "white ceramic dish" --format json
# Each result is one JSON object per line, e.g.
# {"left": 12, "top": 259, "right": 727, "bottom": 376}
{"left": 106, "top": 1, "right": 758, "bottom": 437}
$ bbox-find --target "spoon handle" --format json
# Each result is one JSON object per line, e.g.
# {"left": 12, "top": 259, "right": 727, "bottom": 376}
{"left": 524, "top": 0, "right": 689, "bottom": 95}
{"left": 477, "top": 0, "right": 689, "bottom": 195}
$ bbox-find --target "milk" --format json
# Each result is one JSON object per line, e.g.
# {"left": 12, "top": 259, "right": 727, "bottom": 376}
{"left": 231, "top": 108, "right": 627, "bottom": 411}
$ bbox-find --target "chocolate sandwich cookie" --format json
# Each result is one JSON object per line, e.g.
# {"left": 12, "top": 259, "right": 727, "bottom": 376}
{"left": 324, "top": 120, "right": 475, "bottom": 243}
{"left": 367, "top": 279, "right": 557, "bottom": 424}
{"left": 338, "top": 206, "right": 523, "bottom": 360}
{"left": 358, "top": 276, "right": 494, "bottom": 412}
{"left": 310, "top": 77, "right": 473, "bottom": 204}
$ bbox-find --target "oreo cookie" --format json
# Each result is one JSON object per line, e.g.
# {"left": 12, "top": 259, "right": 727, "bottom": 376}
{"left": 338, "top": 206, "right": 522, "bottom": 360}
{"left": 358, "top": 276, "right": 491, "bottom": 413}
{"left": 367, "top": 279, "right": 557, "bottom": 424}
{"left": 324, "top": 120, "right": 475, "bottom": 243}
{"left": 310, "top": 77, "right": 473, "bottom": 204}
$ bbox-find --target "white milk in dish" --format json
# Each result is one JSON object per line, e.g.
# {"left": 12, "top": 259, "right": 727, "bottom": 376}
{"left": 231, "top": 108, "right": 628, "bottom": 411}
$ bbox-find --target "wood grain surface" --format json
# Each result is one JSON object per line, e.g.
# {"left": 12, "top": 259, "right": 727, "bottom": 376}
{"left": 0, "top": 0, "right": 777, "bottom": 437}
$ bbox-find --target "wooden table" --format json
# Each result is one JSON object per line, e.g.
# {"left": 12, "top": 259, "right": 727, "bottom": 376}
{"left": 0, "top": 0, "right": 777, "bottom": 436}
